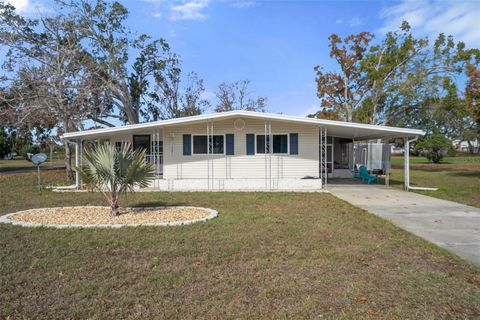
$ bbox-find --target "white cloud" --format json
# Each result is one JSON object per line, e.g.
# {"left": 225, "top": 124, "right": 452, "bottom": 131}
{"left": 170, "top": 0, "right": 210, "bottom": 21}
{"left": 231, "top": 1, "right": 256, "bottom": 9}
{"left": 379, "top": 0, "right": 480, "bottom": 47}
{"left": 348, "top": 17, "right": 363, "bottom": 27}
{"left": 6, "top": 0, "right": 51, "bottom": 15}
{"left": 7, "top": 0, "right": 29, "bottom": 12}
{"left": 334, "top": 17, "right": 364, "bottom": 27}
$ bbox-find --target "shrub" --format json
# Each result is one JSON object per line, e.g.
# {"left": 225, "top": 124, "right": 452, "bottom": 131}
{"left": 413, "top": 134, "right": 453, "bottom": 163}
{"left": 0, "top": 127, "right": 12, "bottom": 159}
{"left": 73, "top": 142, "right": 155, "bottom": 216}
{"left": 18, "top": 144, "right": 40, "bottom": 160}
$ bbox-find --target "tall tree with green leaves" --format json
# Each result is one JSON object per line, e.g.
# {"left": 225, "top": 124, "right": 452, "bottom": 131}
{"left": 314, "top": 32, "right": 374, "bottom": 122}
{"left": 360, "top": 22, "right": 428, "bottom": 124}
{"left": 314, "top": 21, "right": 480, "bottom": 138}
{"left": 384, "top": 32, "right": 480, "bottom": 138}
{"left": 0, "top": 126, "right": 13, "bottom": 158}
{"left": 466, "top": 66, "right": 480, "bottom": 132}
{"left": 0, "top": 2, "right": 99, "bottom": 179}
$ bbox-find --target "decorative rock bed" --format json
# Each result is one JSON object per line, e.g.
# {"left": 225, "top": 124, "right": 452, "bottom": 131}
{"left": 0, "top": 206, "right": 218, "bottom": 228}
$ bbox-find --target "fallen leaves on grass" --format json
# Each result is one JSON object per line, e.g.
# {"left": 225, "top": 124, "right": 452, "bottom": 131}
{"left": 355, "top": 295, "right": 368, "bottom": 303}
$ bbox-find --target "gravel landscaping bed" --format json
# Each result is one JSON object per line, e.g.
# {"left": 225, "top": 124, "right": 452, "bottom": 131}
{"left": 0, "top": 206, "right": 218, "bottom": 228}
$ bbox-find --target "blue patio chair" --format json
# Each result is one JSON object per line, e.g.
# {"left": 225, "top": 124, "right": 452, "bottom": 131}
{"left": 350, "top": 166, "right": 360, "bottom": 180}
{"left": 359, "top": 165, "right": 379, "bottom": 184}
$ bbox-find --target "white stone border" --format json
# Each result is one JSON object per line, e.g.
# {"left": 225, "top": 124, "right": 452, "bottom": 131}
{"left": 0, "top": 206, "right": 218, "bottom": 229}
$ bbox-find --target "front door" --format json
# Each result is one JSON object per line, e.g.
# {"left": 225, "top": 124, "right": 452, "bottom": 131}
{"left": 133, "top": 135, "right": 151, "bottom": 153}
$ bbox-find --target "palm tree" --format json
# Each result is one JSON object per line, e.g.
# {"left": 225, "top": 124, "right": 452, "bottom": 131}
{"left": 74, "top": 142, "right": 155, "bottom": 216}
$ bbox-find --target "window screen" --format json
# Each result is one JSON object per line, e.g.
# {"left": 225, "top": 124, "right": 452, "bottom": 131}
{"left": 257, "top": 134, "right": 288, "bottom": 154}
{"left": 193, "top": 135, "right": 224, "bottom": 154}
{"left": 193, "top": 135, "right": 208, "bottom": 154}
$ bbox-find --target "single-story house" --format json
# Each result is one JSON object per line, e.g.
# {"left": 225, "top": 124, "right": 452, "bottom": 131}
{"left": 63, "top": 110, "right": 424, "bottom": 191}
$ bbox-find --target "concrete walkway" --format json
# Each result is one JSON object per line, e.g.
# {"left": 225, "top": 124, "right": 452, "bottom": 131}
{"left": 329, "top": 184, "right": 480, "bottom": 265}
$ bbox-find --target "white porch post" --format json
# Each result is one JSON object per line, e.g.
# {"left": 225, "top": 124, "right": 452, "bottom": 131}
{"left": 264, "top": 120, "right": 267, "bottom": 189}
{"left": 404, "top": 137, "right": 410, "bottom": 191}
{"left": 268, "top": 119, "right": 272, "bottom": 190}
{"left": 74, "top": 140, "right": 80, "bottom": 189}
{"left": 319, "top": 127, "right": 327, "bottom": 189}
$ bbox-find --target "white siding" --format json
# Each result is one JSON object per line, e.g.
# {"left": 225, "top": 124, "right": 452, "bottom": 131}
{"left": 162, "top": 118, "right": 319, "bottom": 180}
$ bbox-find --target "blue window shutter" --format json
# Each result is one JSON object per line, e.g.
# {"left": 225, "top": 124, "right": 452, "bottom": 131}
{"left": 226, "top": 134, "right": 234, "bottom": 155}
{"left": 290, "top": 133, "right": 298, "bottom": 155}
{"left": 183, "top": 134, "right": 191, "bottom": 156}
{"left": 246, "top": 134, "right": 255, "bottom": 155}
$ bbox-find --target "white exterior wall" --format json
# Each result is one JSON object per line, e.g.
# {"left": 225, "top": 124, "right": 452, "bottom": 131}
{"left": 162, "top": 118, "right": 319, "bottom": 180}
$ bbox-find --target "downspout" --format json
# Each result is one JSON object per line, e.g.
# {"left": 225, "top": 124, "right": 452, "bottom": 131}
{"left": 404, "top": 136, "right": 437, "bottom": 192}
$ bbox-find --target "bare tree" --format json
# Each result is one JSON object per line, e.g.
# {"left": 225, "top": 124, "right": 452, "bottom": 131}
{"left": 150, "top": 68, "right": 209, "bottom": 120}
{"left": 64, "top": 0, "right": 175, "bottom": 124}
{"left": 215, "top": 80, "right": 266, "bottom": 112}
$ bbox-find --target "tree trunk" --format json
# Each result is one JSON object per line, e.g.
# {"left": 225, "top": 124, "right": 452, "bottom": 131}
{"left": 64, "top": 140, "right": 74, "bottom": 181}
{"left": 110, "top": 194, "right": 119, "bottom": 217}
{"left": 467, "top": 140, "right": 474, "bottom": 154}
{"left": 344, "top": 74, "right": 350, "bottom": 122}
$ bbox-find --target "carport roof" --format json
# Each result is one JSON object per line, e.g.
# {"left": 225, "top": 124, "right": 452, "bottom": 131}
{"left": 63, "top": 110, "right": 425, "bottom": 140}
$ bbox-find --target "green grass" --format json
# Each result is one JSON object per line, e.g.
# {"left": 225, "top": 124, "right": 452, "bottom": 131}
{"left": 0, "top": 170, "right": 479, "bottom": 319}
{"left": 0, "top": 158, "right": 65, "bottom": 173}
{"left": 391, "top": 155, "right": 480, "bottom": 165}
{"left": 389, "top": 155, "right": 480, "bottom": 208}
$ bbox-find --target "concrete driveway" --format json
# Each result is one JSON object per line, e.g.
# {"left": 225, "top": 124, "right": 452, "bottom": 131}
{"left": 329, "top": 184, "right": 480, "bottom": 265}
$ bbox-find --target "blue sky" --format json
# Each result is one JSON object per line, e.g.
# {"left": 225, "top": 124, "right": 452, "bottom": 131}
{"left": 8, "top": 0, "right": 480, "bottom": 118}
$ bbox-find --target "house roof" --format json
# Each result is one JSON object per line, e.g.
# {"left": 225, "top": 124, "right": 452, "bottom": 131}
{"left": 63, "top": 110, "right": 425, "bottom": 140}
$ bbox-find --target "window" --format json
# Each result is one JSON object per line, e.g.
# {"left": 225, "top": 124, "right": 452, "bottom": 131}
{"left": 133, "top": 135, "right": 151, "bottom": 153}
{"left": 193, "top": 135, "right": 207, "bottom": 154}
{"left": 256, "top": 135, "right": 269, "bottom": 154}
{"left": 210, "top": 135, "right": 224, "bottom": 154}
{"left": 193, "top": 135, "right": 224, "bottom": 155}
{"left": 256, "top": 134, "right": 288, "bottom": 154}
{"left": 273, "top": 134, "right": 288, "bottom": 153}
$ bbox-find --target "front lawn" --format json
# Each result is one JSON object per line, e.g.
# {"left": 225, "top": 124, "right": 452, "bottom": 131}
{"left": 389, "top": 155, "right": 480, "bottom": 208}
{"left": 0, "top": 158, "right": 65, "bottom": 173}
{"left": 1, "top": 171, "right": 479, "bottom": 319}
